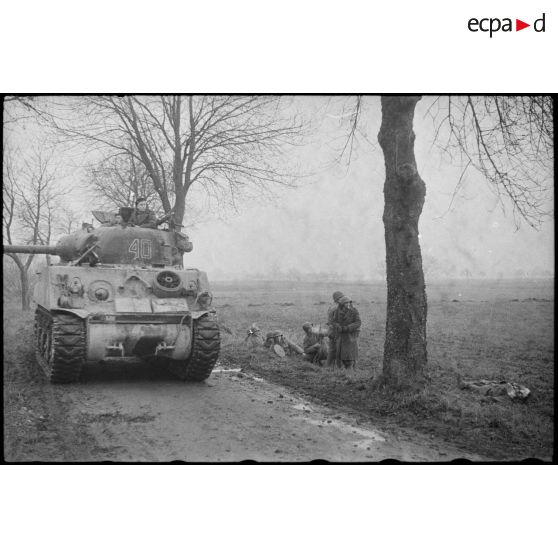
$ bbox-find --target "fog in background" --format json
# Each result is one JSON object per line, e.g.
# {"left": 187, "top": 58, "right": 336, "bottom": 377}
{"left": 4, "top": 96, "right": 554, "bottom": 281}
{"left": 192, "top": 97, "right": 554, "bottom": 281}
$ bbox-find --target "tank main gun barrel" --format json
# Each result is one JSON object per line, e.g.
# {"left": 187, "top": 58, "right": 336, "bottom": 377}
{"left": 3, "top": 244, "right": 60, "bottom": 255}
{"left": 4, "top": 231, "right": 98, "bottom": 262}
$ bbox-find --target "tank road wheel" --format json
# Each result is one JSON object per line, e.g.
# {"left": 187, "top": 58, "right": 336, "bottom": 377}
{"left": 170, "top": 314, "right": 220, "bottom": 381}
{"left": 35, "top": 308, "right": 85, "bottom": 384}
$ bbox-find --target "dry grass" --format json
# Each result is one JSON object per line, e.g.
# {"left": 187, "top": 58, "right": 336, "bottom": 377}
{"left": 3, "top": 302, "right": 44, "bottom": 459}
{"left": 214, "top": 279, "right": 554, "bottom": 460}
{"left": 3, "top": 278, "right": 553, "bottom": 461}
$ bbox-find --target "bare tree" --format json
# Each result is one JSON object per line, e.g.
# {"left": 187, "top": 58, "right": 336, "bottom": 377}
{"left": 44, "top": 95, "right": 305, "bottom": 225}
{"left": 3, "top": 96, "right": 52, "bottom": 128}
{"left": 429, "top": 95, "right": 553, "bottom": 229}
{"left": 3, "top": 148, "right": 68, "bottom": 309}
{"left": 56, "top": 206, "right": 82, "bottom": 235}
{"left": 88, "top": 151, "right": 163, "bottom": 212}
{"left": 343, "top": 95, "right": 553, "bottom": 386}
{"left": 3, "top": 95, "right": 35, "bottom": 124}
{"left": 378, "top": 97, "right": 428, "bottom": 385}
{"left": 88, "top": 151, "right": 209, "bottom": 227}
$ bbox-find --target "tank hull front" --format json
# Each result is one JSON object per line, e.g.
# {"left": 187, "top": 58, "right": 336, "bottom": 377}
{"left": 86, "top": 313, "right": 192, "bottom": 361}
{"left": 31, "top": 265, "right": 211, "bottom": 314}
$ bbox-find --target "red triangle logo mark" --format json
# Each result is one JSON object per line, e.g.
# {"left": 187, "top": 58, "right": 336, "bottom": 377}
{"left": 516, "top": 19, "right": 530, "bottom": 31}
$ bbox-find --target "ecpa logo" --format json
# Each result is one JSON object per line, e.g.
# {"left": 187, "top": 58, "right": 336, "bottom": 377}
{"left": 468, "top": 13, "right": 546, "bottom": 37}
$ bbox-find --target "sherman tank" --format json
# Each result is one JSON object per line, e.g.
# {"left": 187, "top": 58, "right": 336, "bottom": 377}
{"left": 3, "top": 207, "right": 220, "bottom": 383}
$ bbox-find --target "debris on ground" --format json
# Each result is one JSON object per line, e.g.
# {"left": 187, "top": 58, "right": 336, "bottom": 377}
{"left": 217, "top": 321, "right": 234, "bottom": 334}
{"left": 458, "top": 376, "right": 531, "bottom": 401}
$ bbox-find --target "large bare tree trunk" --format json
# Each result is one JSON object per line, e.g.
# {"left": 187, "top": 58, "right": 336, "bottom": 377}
{"left": 377, "top": 96, "right": 427, "bottom": 385}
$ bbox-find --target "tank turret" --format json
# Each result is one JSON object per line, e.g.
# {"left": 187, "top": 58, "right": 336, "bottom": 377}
{"left": 4, "top": 209, "right": 193, "bottom": 267}
{"left": 4, "top": 227, "right": 100, "bottom": 264}
{"left": 3, "top": 208, "right": 220, "bottom": 384}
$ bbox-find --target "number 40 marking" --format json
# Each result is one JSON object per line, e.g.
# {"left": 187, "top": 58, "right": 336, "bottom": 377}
{"left": 128, "top": 238, "right": 152, "bottom": 259}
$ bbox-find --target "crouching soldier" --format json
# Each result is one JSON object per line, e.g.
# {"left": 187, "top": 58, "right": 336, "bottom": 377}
{"left": 302, "top": 322, "right": 328, "bottom": 366}
{"left": 244, "top": 323, "right": 263, "bottom": 347}
{"left": 264, "top": 330, "right": 304, "bottom": 357}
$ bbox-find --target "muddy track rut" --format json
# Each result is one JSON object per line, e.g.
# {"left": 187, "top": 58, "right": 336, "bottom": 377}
{"left": 5, "top": 354, "right": 484, "bottom": 462}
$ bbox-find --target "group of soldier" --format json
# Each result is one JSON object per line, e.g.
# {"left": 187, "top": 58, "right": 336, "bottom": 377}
{"left": 255, "top": 290, "right": 362, "bottom": 370}
{"left": 304, "top": 290, "right": 361, "bottom": 369}
{"left": 118, "top": 198, "right": 362, "bottom": 369}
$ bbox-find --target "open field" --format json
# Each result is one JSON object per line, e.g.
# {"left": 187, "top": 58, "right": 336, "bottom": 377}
{"left": 214, "top": 278, "right": 554, "bottom": 460}
{"left": 3, "top": 278, "right": 554, "bottom": 461}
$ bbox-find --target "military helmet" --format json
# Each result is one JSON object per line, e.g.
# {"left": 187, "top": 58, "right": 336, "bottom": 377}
{"left": 266, "top": 330, "right": 284, "bottom": 340}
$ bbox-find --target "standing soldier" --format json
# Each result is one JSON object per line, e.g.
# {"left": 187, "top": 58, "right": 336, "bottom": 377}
{"left": 130, "top": 197, "right": 158, "bottom": 229}
{"left": 331, "top": 295, "right": 361, "bottom": 369}
{"left": 326, "top": 291, "right": 345, "bottom": 367}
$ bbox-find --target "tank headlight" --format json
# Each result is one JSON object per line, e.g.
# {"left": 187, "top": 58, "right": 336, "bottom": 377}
{"left": 197, "top": 292, "right": 213, "bottom": 310}
{"left": 94, "top": 287, "right": 109, "bottom": 301}
{"left": 69, "top": 277, "right": 84, "bottom": 295}
{"left": 87, "top": 280, "right": 114, "bottom": 302}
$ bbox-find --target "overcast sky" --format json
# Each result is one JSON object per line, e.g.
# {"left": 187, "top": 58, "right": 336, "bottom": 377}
{"left": 4, "top": 96, "right": 554, "bottom": 280}
{"left": 190, "top": 96, "right": 554, "bottom": 280}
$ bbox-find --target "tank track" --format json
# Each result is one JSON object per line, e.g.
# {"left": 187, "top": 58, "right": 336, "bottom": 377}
{"left": 171, "top": 314, "right": 220, "bottom": 381}
{"left": 35, "top": 307, "right": 86, "bottom": 383}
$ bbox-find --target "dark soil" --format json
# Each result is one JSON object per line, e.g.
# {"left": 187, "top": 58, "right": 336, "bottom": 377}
{"left": 216, "top": 279, "right": 554, "bottom": 461}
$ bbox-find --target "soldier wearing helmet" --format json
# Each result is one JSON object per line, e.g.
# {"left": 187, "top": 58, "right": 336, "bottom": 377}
{"left": 264, "top": 330, "right": 304, "bottom": 356}
{"left": 331, "top": 295, "right": 361, "bottom": 369}
{"left": 326, "top": 290, "right": 345, "bottom": 367}
{"left": 302, "top": 322, "right": 328, "bottom": 365}
{"left": 130, "top": 197, "right": 157, "bottom": 229}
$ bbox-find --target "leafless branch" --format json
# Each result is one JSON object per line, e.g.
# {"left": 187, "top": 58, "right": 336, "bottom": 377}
{"left": 39, "top": 95, "right": 308, "bottom": 224}
{"left": 427, "top": 95, "right": 553, "bottom": 230}
{"left": 2, "top": 145, "right": 70, "bottom": 308}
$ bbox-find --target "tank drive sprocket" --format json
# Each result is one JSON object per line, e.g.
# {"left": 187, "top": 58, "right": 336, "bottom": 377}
{"left": 35, "top": 307, "right": 86, "bottom": 383}
{"left": 170, "top": 314, "right": 220, "bottom": 381}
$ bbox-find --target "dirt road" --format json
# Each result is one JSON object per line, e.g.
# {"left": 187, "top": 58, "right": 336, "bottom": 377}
{"left": 5, "top": 357, "right": 483, "bottom": 462}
